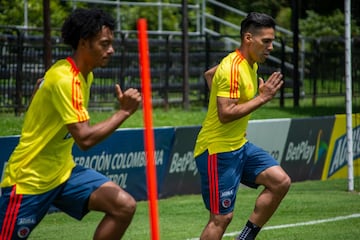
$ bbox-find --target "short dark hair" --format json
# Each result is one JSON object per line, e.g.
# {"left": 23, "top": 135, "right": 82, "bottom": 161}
{"left": 240, "top": 12, "right": 276, "bottom": 38}
{"left": 61, "top": 8, "right": 115, "bottom": 50}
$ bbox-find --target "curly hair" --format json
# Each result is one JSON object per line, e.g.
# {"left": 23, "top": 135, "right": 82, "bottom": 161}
{"left": 240, "top": 12, "right": 276, "bottom": 38}
{"left": 61, "top": 8, "right": 115, "bottom": 50}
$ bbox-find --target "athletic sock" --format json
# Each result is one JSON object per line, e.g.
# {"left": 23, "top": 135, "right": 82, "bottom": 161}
{"left": 236, "top": 220, "right": 261, "bottom": 240}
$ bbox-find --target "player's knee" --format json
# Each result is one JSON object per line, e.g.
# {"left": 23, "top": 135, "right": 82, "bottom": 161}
{"left": 212, "top": 212, "right": 233, "bottom": 227}
{"left": 278, "top": 173, "right": 291, "bottom": 196}
{"left": 114, "top": 193, "right": 136, "bottom": 219}
{"left": 223, "top": 212, "right": 233, "bottom": 225}
{"left": 125, "top": 195, "right": 137, "bottom": 216}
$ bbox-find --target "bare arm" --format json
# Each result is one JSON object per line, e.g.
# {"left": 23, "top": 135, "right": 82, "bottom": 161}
{"left": 27, "top": 77, "right": 44, "bottom": 108}
{"left": 204, "top": 65, "right": 218, "bottom": 90}
{"left": 67, "top": 84, "right": 141, "bottom": 150}
{"left": 217, "top": 72, "right": 283, "bottom": 123}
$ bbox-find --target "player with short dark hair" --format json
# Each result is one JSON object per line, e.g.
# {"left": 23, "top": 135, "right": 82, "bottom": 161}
{"left": 194, "top": 12, "right": 291, "bottom": 240}
{"left": 0, "top": 8, "right": 141, "bottom": 240}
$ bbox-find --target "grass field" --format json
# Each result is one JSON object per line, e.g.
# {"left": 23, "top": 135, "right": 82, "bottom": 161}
{"left": 26, "top": 178, "right": 360, "bottom": 240}
{"left": 1, "top": 96, "right": 360, "bottom": 239}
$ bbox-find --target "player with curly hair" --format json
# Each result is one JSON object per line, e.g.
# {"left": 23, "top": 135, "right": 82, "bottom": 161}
{"left": 0, "top": 8, "right": 141, "bottom": 240}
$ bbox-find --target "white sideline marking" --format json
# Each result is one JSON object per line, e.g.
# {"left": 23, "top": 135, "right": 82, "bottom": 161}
{"left": 186, "top": 213, "right": 360, "bottom": 240}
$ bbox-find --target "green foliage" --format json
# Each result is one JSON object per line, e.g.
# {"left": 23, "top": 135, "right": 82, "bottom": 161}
{"left": 118, "top": 2, "right": 182, "bottom": 32}
{"left": 0, "top": 0, "right": 201, "bottom": 32}
{"left": 0, "top": 0, "right": 73, "bottom": 28}
{"left": 223, "top": 0, "right": 288, "bottom": 17}
{"left": 0, "top": 0, "right": 24, "bottom": 26}
{"left": 276, "top": 7, "right": 292, "bottom": 30}
{"left": 1, "top": 0, "right": 359, "bottom": 37}
{"left": 300, "top": 10, "right": 360, "bottom": 38}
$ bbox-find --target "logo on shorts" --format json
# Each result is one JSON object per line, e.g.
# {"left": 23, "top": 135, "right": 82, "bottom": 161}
{"left": 17, "top": 226, "right": 30, "bottom": 238}
{"left": 222, "top": 198, "right": 232, "bottom": 208}
{"left": 220, "top": 190, "right": 233, "bottom": 198}
{"left": 18, "top": 217, "right": 36, "bottom": 225}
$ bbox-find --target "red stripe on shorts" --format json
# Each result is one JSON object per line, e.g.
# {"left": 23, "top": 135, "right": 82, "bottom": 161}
{"left": 1, "top": 185, "right": 23, "bottom": 240}
{"left": 208, "top": 154, "right": 219, "bottom": 214}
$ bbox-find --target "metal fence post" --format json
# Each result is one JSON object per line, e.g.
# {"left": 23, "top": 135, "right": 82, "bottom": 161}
{"left": 15, "top": 28, "right": 24, "bottom": 116}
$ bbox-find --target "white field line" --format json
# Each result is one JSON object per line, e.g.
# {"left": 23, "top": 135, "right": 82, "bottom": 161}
{"left": 186, "top": 213, "right": 360, "bottom": 240}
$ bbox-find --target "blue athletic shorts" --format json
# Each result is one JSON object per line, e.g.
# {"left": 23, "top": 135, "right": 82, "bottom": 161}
{"left": 0, "top": 165, "right": 109, "bottom": 239}
{"left": 195, "top": 141, "right": 279, "bottom": 215}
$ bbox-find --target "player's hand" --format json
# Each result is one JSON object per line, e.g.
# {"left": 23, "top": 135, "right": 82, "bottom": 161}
{"left": 115, "top": 84, "right": 141, "bottom": 115}
{"left": 258, "top": 71, "right": 283, "bottom": 103}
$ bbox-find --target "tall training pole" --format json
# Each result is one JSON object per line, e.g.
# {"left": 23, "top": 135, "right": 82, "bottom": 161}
{"left": 182, "top": 0, "right": 190, "bottom": 110}
{"left": 137, "top": 18, "right": 160, "bottom": 239}
{"left": 291, "top": 0, "right": 300, "bottom": 107}
{"left": 43, "top": 0, "right": 52, "bottom": 71}
{"left": 345, "top": 0, "right": 354, "bottom": 192}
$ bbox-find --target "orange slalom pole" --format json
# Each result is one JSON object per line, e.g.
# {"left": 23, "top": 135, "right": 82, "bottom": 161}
{"left": 137, "top": 18, "right": 160, "bottom": 240}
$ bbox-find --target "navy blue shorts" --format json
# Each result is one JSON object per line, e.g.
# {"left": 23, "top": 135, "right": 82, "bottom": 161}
{"left": 0, "top": 165, "right": 109, "bottom": 239}
{"left": 195, "top": 142, "right": 279, "bottom": 215}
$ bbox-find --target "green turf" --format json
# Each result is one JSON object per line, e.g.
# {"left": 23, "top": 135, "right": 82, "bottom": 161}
{"left": 27, "top": 178, "right": 360, "bottom": 240}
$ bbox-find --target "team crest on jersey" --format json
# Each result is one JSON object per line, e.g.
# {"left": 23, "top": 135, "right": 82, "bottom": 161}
{"left": 63, "top": 132, "right": 72, "bottom": 139}
{"left": 17, "top": 226, "right": 30, "bottom": 238}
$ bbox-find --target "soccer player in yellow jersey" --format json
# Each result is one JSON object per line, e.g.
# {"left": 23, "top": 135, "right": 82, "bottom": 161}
{"left": 0, "top": 8, "right": 141, "bottom": 240}
{"left": 194, "top": 12, "right": 291, "bottom": 240}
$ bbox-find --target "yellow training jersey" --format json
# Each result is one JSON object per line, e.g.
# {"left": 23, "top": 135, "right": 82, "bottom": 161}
{"left": 1, "top": 57, "right": 93, "bottom": 194}
{"left": 194, "top": 50, "right": 258, "bottom": 157}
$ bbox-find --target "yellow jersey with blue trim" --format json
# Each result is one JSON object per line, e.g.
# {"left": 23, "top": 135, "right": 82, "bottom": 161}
{"left": 194, "top": 50, "right": 258, "bottom": 157}
{"left": 1, "top": 57, "right": 93, "bottom": 194}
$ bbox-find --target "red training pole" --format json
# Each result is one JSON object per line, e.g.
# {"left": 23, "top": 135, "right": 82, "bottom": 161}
{"left": 137, "top": 18, "right": 160, "bottom": 240}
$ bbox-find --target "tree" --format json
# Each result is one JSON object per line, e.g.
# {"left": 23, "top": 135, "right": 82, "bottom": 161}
{"left": 300, "top": 9, "right": 360, "bottom": 38}
{"left": 0, "top": 0, "right": 359, "bottom": 37}
{"left": 0, "top": 0, "right": 73, "bottom": 30}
